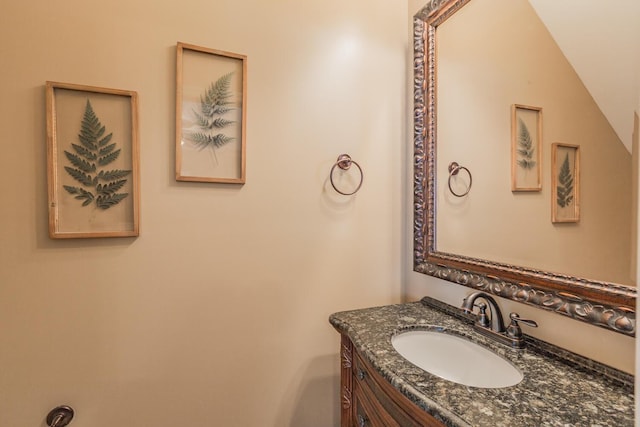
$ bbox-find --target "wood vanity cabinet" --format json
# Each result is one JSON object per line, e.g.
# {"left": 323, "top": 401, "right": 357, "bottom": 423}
{"left": 339, "top": 335, "right": 445, "bottom": 427}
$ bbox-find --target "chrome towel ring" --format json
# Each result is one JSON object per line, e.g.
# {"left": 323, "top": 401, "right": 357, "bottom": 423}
{"left": 330, "top": 154, "right": 363, "bottom": 196}
{"left": 448, "top": 162, "right": 472, "bottom": 197}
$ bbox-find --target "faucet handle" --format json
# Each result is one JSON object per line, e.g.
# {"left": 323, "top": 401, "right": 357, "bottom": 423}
{"left": 509, "top": 312, "right": 538, "bottom": 328}
{"left": 474, "top": 302, "right": 490, "bottom": 328}
{"left": 506, "top": 312, "right": 538, "bottom": 339}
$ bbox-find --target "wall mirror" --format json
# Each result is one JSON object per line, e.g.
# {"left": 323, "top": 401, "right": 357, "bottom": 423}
{"left": 413, "top": 0, "right": 638, "bottom": 335}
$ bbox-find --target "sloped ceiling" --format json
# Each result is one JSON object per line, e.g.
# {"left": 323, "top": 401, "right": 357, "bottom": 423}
{"left": 528, "top": 0, "right": 640, "bottom": 153}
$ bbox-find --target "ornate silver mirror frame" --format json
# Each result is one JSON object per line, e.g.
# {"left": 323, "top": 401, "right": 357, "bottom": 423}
{"left": 413, "top": 0, "right": 636, "bottom": 336}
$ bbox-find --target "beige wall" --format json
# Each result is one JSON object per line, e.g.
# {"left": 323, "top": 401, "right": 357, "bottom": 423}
{"left": 436, "top": 0, "right": 633, "bottom": 286}
{"left": 636, "top": 111, "right": 640, "bottom": 423}
{"left": 634, "top": 112, "right": 639, "bottom": 285}
{"left": 407, "top": 0, "right": 635, "bottom": 374}
{"left": 0, "top": 1, "right": 406, "bottom": 425}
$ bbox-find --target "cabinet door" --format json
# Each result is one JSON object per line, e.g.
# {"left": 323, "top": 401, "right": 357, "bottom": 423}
{"left": 339, "top": 334, "right": 446, "bottom": 427}
{"left": 353, "top": 352, "right": 425, "bottom": 427}
{"left": 352, "top": 380, "right": 401, "bottom": 427}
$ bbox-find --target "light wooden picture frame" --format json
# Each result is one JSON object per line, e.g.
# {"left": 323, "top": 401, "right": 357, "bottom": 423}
{"left": 511, "top": 104, "right": 542, "bottom": 192}
{"left": 46, "top": 81, "right": 140, "bottom": 239}
{"left": 551, "top": 143, "right": 580, "bottom": 223}
{"left": 176, "top": 42, "right": 247, "bottom": 183}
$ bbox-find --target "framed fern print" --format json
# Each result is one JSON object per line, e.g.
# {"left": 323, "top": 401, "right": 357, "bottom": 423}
{"left": 511, "top": 104, "right": 542, "bottom": 192}
{"left": 176, "top": 42, "right": 247, "bottom": 183}
{"left": 46, "top": 82, "right": 140, "bottom": 239}
{"left": 552, "top": 143, "right": 580, "bottom": 223}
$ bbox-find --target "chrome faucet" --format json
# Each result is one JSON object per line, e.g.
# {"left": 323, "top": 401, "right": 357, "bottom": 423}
{"left": 461, "top": 292, "right": 537, "bottom": 348}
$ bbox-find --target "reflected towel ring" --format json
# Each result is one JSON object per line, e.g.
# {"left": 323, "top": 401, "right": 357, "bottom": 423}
{"left": 330, "top": 154, "right": 364, "bottom": 196}
{"left": 448, "top": 162, "right": 472, "bottom": 197}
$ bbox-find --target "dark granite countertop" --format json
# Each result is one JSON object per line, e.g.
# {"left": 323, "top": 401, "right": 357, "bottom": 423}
{"left": 329, "top": 298, "right": 634, "bottom": 427}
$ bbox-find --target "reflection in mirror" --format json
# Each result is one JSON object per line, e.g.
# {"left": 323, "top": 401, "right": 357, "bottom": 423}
{"left": 413, "top": 0, "right": 638, "bottom": 335}
{"left": 436, "top": 0, "right": 634, "bottom": 286}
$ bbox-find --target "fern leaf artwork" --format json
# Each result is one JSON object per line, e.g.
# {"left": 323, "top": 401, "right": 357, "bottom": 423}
{"left": 186, "top": 72, "right": 236, "bottom": 155}
{"left": 63, "top": 100, "right": 131, "bottom": 210}
{"left": 556, "top": 153, "right": 574, "bottom": 208}
{"left": 516, "top": 118, "right": 536, "bottom": 170}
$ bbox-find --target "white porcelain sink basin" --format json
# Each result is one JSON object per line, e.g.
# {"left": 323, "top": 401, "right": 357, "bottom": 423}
{"left": 391, "top": 330, "right": 523, "bottom": 388}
